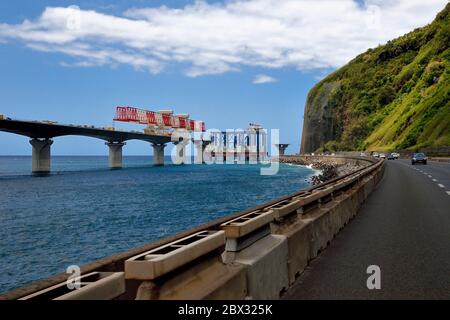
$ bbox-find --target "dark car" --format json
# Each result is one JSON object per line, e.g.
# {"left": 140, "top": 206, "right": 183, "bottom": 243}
{"left": 387, "top": 153, "right": 395, "bottom": 160}
{"left": 411, "top": 153, "right": 427, "bottom": 165}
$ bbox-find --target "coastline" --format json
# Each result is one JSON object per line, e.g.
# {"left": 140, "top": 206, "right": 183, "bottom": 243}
{"left": 279, "top": 156, "right": 365, "bottom": 185}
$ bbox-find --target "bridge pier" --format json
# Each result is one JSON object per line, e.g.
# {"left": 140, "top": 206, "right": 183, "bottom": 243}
{"left": 30, "top": 138, "right": 53, "bottom": 175}
{"left": 194, "top": 140, "right": 204, "bottom": 164}
{"left": 152, "top": 144, "right": 165, "bottom": 166}
{"left": 106, "top": 142, "right": 125, "bottom": 169}
{"left": 172, "top": 141, "right": 187, "bottom": 165}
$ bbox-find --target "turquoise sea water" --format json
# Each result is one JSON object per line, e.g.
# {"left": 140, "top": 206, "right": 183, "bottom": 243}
{"left": 0, "top": 156, "right": 317, "bottom": 294}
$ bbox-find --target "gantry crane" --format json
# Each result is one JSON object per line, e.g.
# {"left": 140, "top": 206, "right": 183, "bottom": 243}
{"left": 113, "top": 106, "right": 205, "bottom": 136}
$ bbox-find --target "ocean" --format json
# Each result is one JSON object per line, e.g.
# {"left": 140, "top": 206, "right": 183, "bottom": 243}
{"left": 0, "top": 156, "right": 318, "bottom": 294}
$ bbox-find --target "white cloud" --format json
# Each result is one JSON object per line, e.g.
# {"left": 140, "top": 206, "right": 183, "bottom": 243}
{"left": 253, "top": 74, "right": 278, "bottom": 84}
{"left": 0, "top": 0, "right": 447, "bottom": 76}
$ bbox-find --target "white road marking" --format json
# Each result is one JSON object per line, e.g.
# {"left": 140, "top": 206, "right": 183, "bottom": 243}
{"left": 447, "top": 191, "right": 450, "bottom": 196}
{"left": 428, "top": 175, "right": 432, "bottom": 178}
{"left": 438, "top": 184, "right": 445, "bottom": 188}
{"left": 433, "top": 179, "right": 437, "bottom": 182}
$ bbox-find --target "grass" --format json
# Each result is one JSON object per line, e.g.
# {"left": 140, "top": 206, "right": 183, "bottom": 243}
{"left": 303, "top": 3, "right": 450, "bottom": 152}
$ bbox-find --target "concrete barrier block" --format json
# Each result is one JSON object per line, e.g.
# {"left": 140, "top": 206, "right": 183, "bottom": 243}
{"left": 273, "top": 219, "right": 312, "bottom": 285}
{"left": 294, "top": 185, "right": 333, "bottom": 206}
{"left": 308, "top": 209, "right": 334, "bottom": 258}
{"left": 230, "top": 234, "right": 289, "bottom": 300}
{"left": 362, "top": 175, "right": 375, "bottom": 199}
{"left": 20, "top": 272, "right": 125, "bottom": 300}
{"left": 344, "top": 186, "right": 359, "bottom": 217}
{"left": 126, "top": 230, "right": 225, "bottom": 280}
{"left": 221, "top": 210, "right": 275, "bottom": 238}
{"left": 136, "top": 256, "right": 247, "bottom": 300}
{"left": 336, "top": 193, "right": 353, "bottom": 227}
{"left": 324, "top": 200, "right": 343, "bottom": 237}
{"left": 266, "top": 199, "right": 301, "bottom": 219}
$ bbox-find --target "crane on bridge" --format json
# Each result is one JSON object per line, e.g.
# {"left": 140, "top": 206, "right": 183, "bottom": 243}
{"left": 113, "top": 106, "right": 206, "bottom": 136}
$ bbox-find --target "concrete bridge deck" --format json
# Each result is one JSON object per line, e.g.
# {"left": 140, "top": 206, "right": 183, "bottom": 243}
{"left": 283, "top": 159, "right": 450, "bottom": 299}
{"left": 0, "top": 118, "right": 174, "bottom": 173}
{"left": 0, "top": 118, "right": 171, "bottom": 144}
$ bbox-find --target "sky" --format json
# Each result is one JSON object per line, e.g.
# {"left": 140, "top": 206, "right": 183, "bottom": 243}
{"left": 0, "top": 0, "right": 447, "bottom": 156}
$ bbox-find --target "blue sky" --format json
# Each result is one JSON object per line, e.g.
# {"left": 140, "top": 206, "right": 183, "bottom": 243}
{"left": 0, "top": 0, "right": 446, "bottom": 155}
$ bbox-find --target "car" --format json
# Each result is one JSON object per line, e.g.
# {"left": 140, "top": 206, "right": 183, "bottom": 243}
{"left": 391, "top": 152, "right": 400, "bottom": 159}
{"left": 379, "top": 153, "right": 386, "bottom": 159}
{"left": 387, "top": 153, "right": 395, "bottom": 160}
{"left": 411, "top": 153, "right": 427, "bottom": 165}
{"left": 373, "top": 152, "right": 379, "bottom": 158}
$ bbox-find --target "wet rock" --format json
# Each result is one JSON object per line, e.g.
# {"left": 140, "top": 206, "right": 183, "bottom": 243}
{"left": 279, "top": 156, "right": 364, "bottom": 185}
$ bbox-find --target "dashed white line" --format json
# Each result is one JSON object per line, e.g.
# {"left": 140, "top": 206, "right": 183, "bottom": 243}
{"left": 438, "top": 184, "right": 445, "bottom": 188}
{"left": 447, "top": 191, "right": 450, "bottom": 196}
{"left": 428, "top": 175, "right": 432, "bottom": 178}
{"left": 433, "top": 179, "right": 437, "bottom": 182}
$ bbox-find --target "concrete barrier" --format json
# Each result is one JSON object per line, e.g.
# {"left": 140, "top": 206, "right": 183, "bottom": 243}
{"left": 125, "top": 230, "right": 225, "bottom": 280}
{"left": 225, "top": 235, "right": 289, "bottom": 300}
{"left": 221, "top": 209, "right": 275, "bottom": 239}
{"left": 271, "top": 219, "right": 312, "bottom": 285}
{"left": 19, "top": 272, "right": 125, "bottom": 300}
{"left": 135, "top": 255, "right": 247, "bottom": 300}
{"left": 265, "top": 199, "right": 301, "bottom": 220}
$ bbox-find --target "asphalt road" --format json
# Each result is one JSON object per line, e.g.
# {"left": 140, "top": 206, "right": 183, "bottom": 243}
{"left": 283, "top": 159, "right": 450, "bottom": 299}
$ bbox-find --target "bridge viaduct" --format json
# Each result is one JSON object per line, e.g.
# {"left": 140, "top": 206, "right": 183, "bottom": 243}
{"left": 0, "top": 118, "right": 175, "bottom": 174}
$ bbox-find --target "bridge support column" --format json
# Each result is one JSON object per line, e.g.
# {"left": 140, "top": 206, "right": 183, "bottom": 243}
{"left": 152, "top": 144, "right": 165, "bottom": 166}
{"left": 172, "top": 141, "right": 186, "bottom": 165}
{"left": 30, "top": 138, "right": 53, "bottom": 175}
{"left": 194, "top": 140, "right": 204, "bottom": 164}
{"left": 106, "top": 142, "right": 125, "bottom": 169}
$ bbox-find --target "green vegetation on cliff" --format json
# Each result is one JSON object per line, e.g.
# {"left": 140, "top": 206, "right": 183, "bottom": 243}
{"left": 302, "top": 4, "right": 450, "bottom": 152}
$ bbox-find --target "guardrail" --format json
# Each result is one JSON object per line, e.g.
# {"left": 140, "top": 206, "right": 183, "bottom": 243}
{"left": 1, "top": 155, "right": 384, "bottom": 300}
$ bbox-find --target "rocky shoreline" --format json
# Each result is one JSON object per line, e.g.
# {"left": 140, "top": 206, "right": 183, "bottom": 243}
{"left": 280, "top": 157, "right": 365, "bottom": 185}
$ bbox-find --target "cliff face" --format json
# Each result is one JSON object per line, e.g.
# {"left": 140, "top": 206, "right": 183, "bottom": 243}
{"left": 300, "top": 4, "right": 450, "bottom": 153}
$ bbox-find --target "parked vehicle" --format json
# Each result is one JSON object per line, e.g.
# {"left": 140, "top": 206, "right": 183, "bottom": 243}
{"left": 387, "top": 153, "right": 395, "bottom": 160}
{"left": 379, "top": 153, "right": 386, "bottom": 159}
{"left": 411, "top": 153, "right": 427, "bottom": 165}
{"left": 373, "top": 152, "right": 379, "bottom": 158}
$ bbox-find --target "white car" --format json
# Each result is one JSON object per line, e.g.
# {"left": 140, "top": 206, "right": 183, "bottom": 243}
{"left": 373, "top": 152, "right": 379, "bottom": 158}
{"left": 391, "top": 152, "right": 400, "bottom": 159}
{"left": 379, "top": 153, "right": 386, "bottom": 159}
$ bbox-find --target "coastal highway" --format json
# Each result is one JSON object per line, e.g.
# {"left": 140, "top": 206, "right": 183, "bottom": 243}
{"left": 283, "top": 159, "right": 450, "bottom": 299}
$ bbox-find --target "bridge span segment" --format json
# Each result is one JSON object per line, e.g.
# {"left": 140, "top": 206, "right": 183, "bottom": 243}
{"left": 0, "top": 119, "right": 172, "bottom": 173}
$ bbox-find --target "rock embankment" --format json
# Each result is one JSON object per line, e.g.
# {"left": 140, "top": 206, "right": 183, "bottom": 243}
{"left": 279, "top": 156, "right": 365, "bottom": 185}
